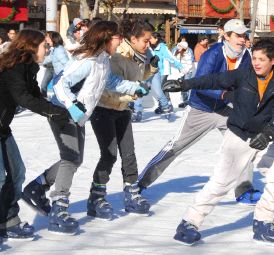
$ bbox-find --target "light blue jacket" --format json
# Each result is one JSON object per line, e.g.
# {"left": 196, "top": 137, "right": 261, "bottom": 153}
{"left": 153, "top": 42, "right": 183, "bottom": 76}
{"left": 43, "top": 45, "right": 69, "bottom": 75}
{"left": 52, "top": 52, "right": 139, "bottom": 125}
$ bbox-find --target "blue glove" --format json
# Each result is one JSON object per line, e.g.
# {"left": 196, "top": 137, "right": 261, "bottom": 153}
{"left": 174, "top": 62, "right": 183, "bottom": 70}
{"left": 135, "top": 82, "right": 150, "bottom": 97}
{"left": 68, "top": 104, "right": 85, "bottom": 122}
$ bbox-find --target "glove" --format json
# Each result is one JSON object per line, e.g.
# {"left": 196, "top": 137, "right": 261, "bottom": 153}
{"left": 250, "top": 124, "right": 274, "bottom": 150}
{"left": 163, "top": 78, "right": 190, "bottom": 93}
{"left": 49, "top": 111, "right": 70, "bottom": 129}
{"left": 222, "top": 90, "right": 234, "bottom": 103}
{"left": 150, "top": 55, "right": 159, "bottom": 68}
{"left": 174, "top": 62, "right": 183, "bottom": 70}
{"left": 135, "top": 82, "right": 150, "bottom": 97}
{"left": 68, "top": 103, "right": 85, "bottom": 122}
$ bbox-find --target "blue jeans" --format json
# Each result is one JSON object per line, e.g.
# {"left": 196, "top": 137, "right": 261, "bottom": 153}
{"left": 0, "top": 134, "right": 25, "bottom": 226}
{"left": 134, "top": 72, "right": 169, "bottom": 112}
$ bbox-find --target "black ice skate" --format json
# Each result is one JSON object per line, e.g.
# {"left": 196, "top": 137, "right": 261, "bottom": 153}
{"left": 174, "top": 219, "right": 201, "bottom": 246}
{"left": 48, "top": 198, "right": 78, "bottom": 235}
{"left": 124, "top": 183, "right": 150, "bottom": 214}
{"left": 22, "top": 179, "right": 51, "bottom": 216}
{"left": 0, "top": 222, "right": 34, "bottom": 241}
{"left": 87, "top": 183, "right": 113, "bottom": 220}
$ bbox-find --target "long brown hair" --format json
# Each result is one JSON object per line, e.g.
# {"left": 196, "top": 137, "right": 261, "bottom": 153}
{"left": 0, "top": 29, "right": 45, "bottom": 71}
{"left": 73, "top": 21, "right": 119, "bottom": 58}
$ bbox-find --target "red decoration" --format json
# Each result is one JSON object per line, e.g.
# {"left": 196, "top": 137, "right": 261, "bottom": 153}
{"left": 0, "top": 0, "right": 28, "bottom": 22}
{"left": 270, "top": 16, "right": 274, "bottom": 32}
{"left": 206, "top": 0, "right": 235, "bottom": 18}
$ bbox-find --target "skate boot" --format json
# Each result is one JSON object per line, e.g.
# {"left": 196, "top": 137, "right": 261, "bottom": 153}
{"left": 253, "top": 219, "right": 274, "bottom": 245}
{"left": 162, "top": 104, "right": 174, "bottom": 120}
{"left": 0, "top": 222, "right": 34, "bottom": 240}
{"left": 48, "top": 198, "right": 78, "bottom": 235}
{"left": 22, "top": 178, "right": 51, "bottom": 216}
{"left": 154, "top": 105, "right": 163, "bottom": 114}
{"left": 131, "top": 111, "right": 142, "bottom": 122}
{"left": 87, "top": 183, "right": 113, "bottom": 220}
{"left": 174, "top": 219, "right": 201, "bottom": 246}
{"left": 124, "top": 183, "right": 150, "bottom": 214}
{"left": 236, "top": 188, "right": 262, "bottom": 205}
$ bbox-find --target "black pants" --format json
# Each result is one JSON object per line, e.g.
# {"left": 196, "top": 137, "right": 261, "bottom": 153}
{"left": 91, "top": 107, "right": 138, "bottom": 185}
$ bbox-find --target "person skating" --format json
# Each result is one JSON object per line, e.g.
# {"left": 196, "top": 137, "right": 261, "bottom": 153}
{"left": 138, "top": 19, "right": 261, "bottom": 205}
{"left": 0, "top": 29, "right": 69, "bottom": 240}
{"left": 163, "top": 39, "right": 274, "bottom": 246}
{"left": 22, "top": 21, "right": 149, "bottom": 234}
{"left": 86, "top": 19, "right": 154, "bottom": 219}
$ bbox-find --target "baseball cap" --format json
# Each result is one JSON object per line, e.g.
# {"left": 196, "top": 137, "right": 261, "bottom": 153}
{"left": 177, "top": 41, "right": 188, "bottom": 49}
{"left": 224, "top": 19, "right": 250, "bottom": 34}
{"left": 73, "top": 18, "right": 83, "bottom": 29}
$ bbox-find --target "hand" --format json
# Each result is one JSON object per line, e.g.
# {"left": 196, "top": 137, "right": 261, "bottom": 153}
{"left": 150, "top": 55, "right": 159, "bottom": 68}
{"left": 135, "top": 82, "right": 150, "bottom": 97}
{"left": 250, "top": 133, "right": 270, "bottom": 150}
{"left": 163, "top": 78, "right": 190, "bottom": 93}
{"left": 222, "top": 90, "right": 234, "bottom": 103}
{"left": 68, "top": 103, "right": 85, "bottom": 122}
{"left": 249, "top": 124, "right": 274, "bottom": 150}
{"left": 49, "top": 111, "right": 70, "bottom": 129}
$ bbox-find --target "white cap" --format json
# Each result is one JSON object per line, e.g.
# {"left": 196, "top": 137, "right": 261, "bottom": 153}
{"left": 73, "top": 18, "right": 82, "bottom": 27}
{"left": 177, "top": 41, "right": 188, "bottom": 49}
{"left": 224, "top": 19, "right": 250, "bottom": 34}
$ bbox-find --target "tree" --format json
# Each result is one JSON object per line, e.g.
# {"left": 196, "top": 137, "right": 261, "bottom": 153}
{"left": 250, "top": 0, "right": 259, "bottom": 43}
{"left": 230, "top": 0, "right": 244, "bottom": 20}
{"left": 93, "top": 0, "right": 100, "bottom": 18}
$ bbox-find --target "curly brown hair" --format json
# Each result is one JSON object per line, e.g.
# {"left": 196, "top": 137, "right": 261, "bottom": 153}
{"left": 0, "top": 29, "right": 45, "bottom": 71}
{"left": 73, "top": 20, "right": 119, "bottom": 58}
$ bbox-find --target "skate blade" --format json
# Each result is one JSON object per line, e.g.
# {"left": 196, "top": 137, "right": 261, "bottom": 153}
{"left": 87, "top": 213, "right": 114, "bottom": 221}
{"left": 253, "top": 237, "right": 274, "bottom": 246}
{"left": 125, "top": 208, "right": 152, "bottom": 216}
{"left": 21, "top": 193, "right": 49, "bottom": 216}
{"left": 173, "top": 233, "right": 199, "bottom": 246}
{"left": 48, "top": 228, "right": 78, "bottom": 236}
{"left": 3, "top": 235, "right": 35, "bottom": 242}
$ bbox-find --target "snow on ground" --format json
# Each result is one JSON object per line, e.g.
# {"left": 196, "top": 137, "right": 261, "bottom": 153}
{"left": 1, "top": 106, "right": 272, "bottom": 255}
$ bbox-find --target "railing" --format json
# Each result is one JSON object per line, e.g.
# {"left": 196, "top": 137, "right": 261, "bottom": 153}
{"left": 256, "top": 15, "right": 271, "bottom": 32}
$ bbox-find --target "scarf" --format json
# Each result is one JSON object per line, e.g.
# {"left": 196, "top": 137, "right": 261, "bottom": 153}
{"left": 223, "top": 40, "right": 244, "bottom": 59}
{"left": 123, "top": 39, "right": 147, "bottom": 65}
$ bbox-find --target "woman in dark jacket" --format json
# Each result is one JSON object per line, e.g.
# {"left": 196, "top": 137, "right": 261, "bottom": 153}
{"left": 0, "top": 29, "right": 69, "bottom": 240}
{"left": 163, "top": 39, "right": 274, "bottom": 246}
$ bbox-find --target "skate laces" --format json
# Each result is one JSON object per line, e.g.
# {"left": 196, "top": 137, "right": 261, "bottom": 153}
{"left": 127, "top": 185, "right": 146, "bottom": 203}
{"left": 94, "top": 197, "right": 110, "bottom": 208}
{"left": 19, "top": 222, "right": 29, "bottom": 229}
{"left": 182, "top": 220, "right": 198, "bottom": 231}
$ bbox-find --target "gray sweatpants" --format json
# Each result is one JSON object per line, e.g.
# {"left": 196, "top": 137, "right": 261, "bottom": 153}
{"left": 43, "top": 119, "right": 85, "bottom": 200}
{"left": 138, "top": 106, "right": 253, "bottom": 197}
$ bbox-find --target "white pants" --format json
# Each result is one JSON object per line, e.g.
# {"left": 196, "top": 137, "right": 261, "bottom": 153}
{"left": 184, "top": 129, "right": 274, "bottom": 228}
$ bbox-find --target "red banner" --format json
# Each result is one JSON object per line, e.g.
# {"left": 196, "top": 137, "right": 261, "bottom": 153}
{"left": 0, "top": 0, "right": 28, "bottom": 22}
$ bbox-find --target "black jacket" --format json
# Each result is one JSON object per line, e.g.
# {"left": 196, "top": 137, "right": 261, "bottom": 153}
{"left": 0, "top": 62, "right": 68, "bottom": 135}
{"left": 185, "top": 67, "right": 274, "bottom": 140}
